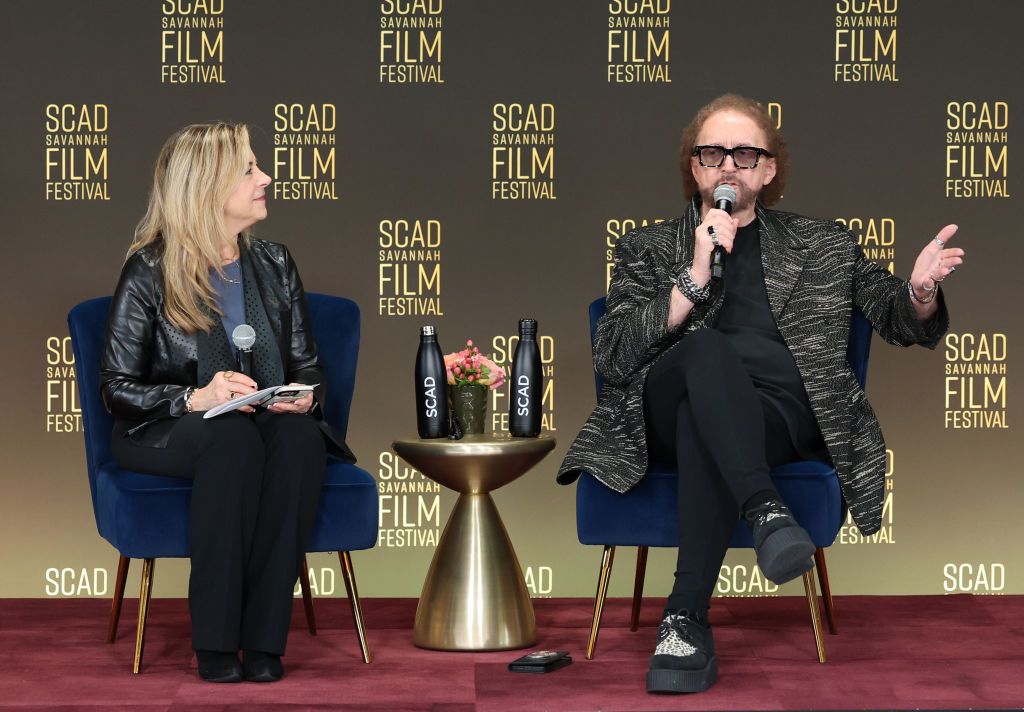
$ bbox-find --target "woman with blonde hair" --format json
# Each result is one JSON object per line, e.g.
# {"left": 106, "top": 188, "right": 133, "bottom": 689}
{"left": 101, "top": 122, "right": 353, "bottom": 682}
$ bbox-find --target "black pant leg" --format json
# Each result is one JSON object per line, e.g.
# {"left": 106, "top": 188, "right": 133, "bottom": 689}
{"left": 644, "top": 329, "right": 791, "bottom": 612}
{"left": 645, "top": 329, "right": 774, "bottom": 505}
{"left": 665, "top": 403, "right": 739, "bottom": 611}
{"left": 112, "top": 413, "right": 266, "bottom": 652}
{"left": 240, "top": 411, "right": 325, "bottom": 655}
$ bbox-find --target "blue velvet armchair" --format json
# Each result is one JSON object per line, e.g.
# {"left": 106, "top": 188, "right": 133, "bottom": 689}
{"left": 576, "top": 297, "right": 872, "bottom": 663}
{"left": 68, "top": 292, "right": 378, "bottom": 672}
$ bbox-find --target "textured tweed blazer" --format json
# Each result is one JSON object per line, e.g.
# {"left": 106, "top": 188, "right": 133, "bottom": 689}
{"left": 557, "top": 199, "right": 948, "bottom": 535}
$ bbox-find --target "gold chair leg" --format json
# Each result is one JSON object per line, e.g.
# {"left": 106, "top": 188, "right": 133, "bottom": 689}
{"left": 802, "top": 568, "right": 826, "bottom": 663}
{"left": 107, "top": 555, "right": 130, "bottom": 643}
{"left": 814, "top": 548, "right": 837, "bottom": 634}
{"left": 133, "top": 558, "right": 155, "bottom": 674}
{"left": 299, "top": 555, "right": 317, "bottom": 635}
{"left": 338, "top": 551, "right": 371, "bottom": 663}
{"left": 629, "top": 546, "right": 648, "bottom": 631}
{"left": 586, "top": 545, "right": 615, "bottom": 660}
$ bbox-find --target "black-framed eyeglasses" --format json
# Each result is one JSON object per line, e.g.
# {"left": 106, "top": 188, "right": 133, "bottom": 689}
{"left": 692, "top": 145, "right": 774, "bottom": 169}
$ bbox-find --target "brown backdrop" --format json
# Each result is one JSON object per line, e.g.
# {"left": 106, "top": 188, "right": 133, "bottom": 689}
{"left": 0, "top": 0, "right": 1018, "bottom": 601}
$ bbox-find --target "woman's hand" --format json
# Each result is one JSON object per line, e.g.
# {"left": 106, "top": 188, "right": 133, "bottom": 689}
{"left": 191, "top": 370, "right": 259, "bottom": 413}
{"left": 267, "top": 382, "right": 315, "bottom": 414}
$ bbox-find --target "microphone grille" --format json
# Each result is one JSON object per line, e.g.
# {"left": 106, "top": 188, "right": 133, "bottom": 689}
{"left": 232, "top": 323, "right": 256, "bottom": 350}
{"left": 713, "top": 184, "right": 736, "bottom": 204}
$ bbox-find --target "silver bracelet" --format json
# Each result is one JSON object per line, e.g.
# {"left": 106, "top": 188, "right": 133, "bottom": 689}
{"left": 676, "top": 267, "right": 711, "bottom": 304}
{"left": 908, "top": 279, "right": 936, "bottom": 304}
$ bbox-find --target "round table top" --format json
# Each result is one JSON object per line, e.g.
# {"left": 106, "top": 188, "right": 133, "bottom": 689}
{"left": 392, "top": 434, "right": 556, "bottom": 494}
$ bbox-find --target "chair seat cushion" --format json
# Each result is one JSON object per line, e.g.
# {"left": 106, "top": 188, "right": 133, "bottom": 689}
{"left": 577, "top": 463, "right": 678, "bottom": 547}
{"left": 96, "top": 457, "right": 379, "bottom": 559}
{"left": 577, "top": 460, "right": 844, "bottom": 549}
{"left": 307, "top": 459, "right": 379, "bottom": 552}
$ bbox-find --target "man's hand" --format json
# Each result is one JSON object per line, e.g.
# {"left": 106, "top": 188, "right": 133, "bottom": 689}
{"left": 692, "top": 208, "right": 739, "bottom": 285}
{"left": 909, "top": 224, "right": 964, "bottom": 319}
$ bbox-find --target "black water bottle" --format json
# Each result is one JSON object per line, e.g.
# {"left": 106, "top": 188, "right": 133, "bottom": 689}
{"left": 415, "top": 326, "right": 449, "bottom": 438}
{"left": 509, "top": 318, "right": 542, "bottom": 437}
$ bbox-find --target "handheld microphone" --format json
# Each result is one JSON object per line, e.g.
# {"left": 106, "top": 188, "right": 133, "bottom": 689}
{"left": 231, "top": 324, "right": 256, "bottom": 378}
{"left": 710, "top": 184, "right": 735, "bottom": 280}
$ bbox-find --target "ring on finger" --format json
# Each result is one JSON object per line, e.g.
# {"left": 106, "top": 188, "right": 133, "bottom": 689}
{"left": 708, "top": 225, "right": 720, "bottom": 247}
{"left": 933, "top": 237, "right": 945, "bottom": 247}
{"left": 228, "top": 392, "right": 236, "bottom": 399}
{"left": 224, "top": 370, "right": 234, "bottom": 381}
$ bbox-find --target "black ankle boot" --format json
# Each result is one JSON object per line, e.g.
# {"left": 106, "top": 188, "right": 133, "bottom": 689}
{"left": 744, "top": 495, "right": 815, "bottom": 584}
{"left": 243, "top": 650, "right": 284, "bottom": 682}
{"left": 195, "top": 650, "right": 243, "bottom": 683}
{"left": 646, "top": 609, "right": 718, "bottom": 694}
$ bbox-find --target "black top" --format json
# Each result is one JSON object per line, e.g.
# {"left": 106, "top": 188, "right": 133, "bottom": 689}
{"left": 716, "top": 220, "right": 829, "bottom": 462}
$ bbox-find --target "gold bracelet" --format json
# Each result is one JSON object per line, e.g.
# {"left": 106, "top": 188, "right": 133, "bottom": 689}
{"left": 184, "top": 387, "right": 195, "bottom": 413}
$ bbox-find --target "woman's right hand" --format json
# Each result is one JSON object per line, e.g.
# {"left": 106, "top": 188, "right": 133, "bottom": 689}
{"left": 191, "top": 370, "right": 258, "bottom": 413}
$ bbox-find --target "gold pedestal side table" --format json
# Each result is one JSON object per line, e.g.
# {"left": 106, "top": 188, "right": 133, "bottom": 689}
{"left": 392, "top": 434, "right": 555, "bottom": 651}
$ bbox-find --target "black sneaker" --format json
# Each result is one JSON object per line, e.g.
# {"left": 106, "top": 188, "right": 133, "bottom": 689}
{"left": 646, "top": 609, "right": 718, "bottom": 694}
{"left": 744, "top": 496, "right": 815, "bottom": 584}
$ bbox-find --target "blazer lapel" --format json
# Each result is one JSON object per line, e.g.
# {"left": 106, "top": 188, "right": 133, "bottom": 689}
{"left": 757, "top": 204, "right": 809, "bottom": 321}
{"left": 674, "top": 200, "right": 701, "bottom": 270}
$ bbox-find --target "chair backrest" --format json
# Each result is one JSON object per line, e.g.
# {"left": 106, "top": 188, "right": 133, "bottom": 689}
{"left": 304, "top": 292, "right": 361, "bottom": 440}
{"left": 68, "top": 297, "right": 116, "bottom": 526}
{"left": 67, "top": 292, "right": 362, "bottom": 523}
{"left": 587, "top": 296, "right": 873, "bottom": 398}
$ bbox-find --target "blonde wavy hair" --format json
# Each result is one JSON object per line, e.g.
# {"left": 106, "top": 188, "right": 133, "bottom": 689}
{"left": 128, "top": 122, "right": 253, "bottom": 334}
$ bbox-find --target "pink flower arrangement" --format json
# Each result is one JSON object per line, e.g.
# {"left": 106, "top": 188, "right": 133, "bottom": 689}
{"left": 444, "top": 339, "right": 506, "bottom": 389}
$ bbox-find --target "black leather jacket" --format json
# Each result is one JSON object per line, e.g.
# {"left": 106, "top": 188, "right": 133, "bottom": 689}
{"left": 101, "top": 237, "right": 351, "bottom": 459}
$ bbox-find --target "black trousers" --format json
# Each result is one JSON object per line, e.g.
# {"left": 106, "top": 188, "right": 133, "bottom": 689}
{"left": 112, "top": 410, "right": 325, "bottom": 654}
{"left": 643, "top": 329, "right": 803, "bottom": 613}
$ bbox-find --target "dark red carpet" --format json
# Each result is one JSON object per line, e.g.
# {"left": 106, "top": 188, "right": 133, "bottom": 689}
{"left": 1, "top": 595, "right": 1021, "bottom": 711}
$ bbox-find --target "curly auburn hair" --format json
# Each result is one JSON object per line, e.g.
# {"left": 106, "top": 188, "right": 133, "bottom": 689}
{"left": 679, "top": 94, "right": 788, "bottom": 206}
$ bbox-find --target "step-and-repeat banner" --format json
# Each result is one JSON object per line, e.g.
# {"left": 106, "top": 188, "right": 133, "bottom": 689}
{"left": 1, "top": 1, "right": 1019, "bottom": 601}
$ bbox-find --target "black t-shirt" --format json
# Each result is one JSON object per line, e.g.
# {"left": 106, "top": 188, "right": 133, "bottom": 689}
{"left": 716, "top": 220, "right": 830, "bottom": 462}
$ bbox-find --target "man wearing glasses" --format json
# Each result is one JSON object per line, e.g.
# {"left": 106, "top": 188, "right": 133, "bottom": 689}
{"left": 557, "top": 94, "right": 964, "bottom": 694}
